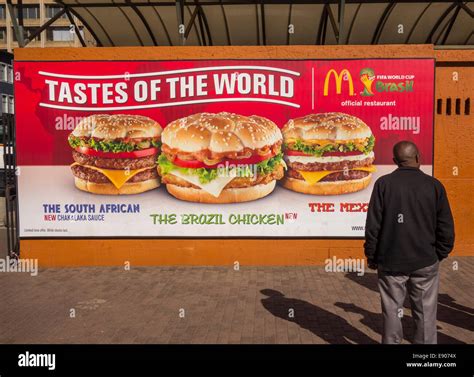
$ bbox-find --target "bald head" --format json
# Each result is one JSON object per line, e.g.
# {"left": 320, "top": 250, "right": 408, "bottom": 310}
{"left": 393, "top": 141, "right": 420, "bottom": 168}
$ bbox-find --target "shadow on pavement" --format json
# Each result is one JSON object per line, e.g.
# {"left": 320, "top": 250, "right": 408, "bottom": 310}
{"left": 344, "top": 272, "right": 473, "bottom": 337}
{"left": 344, "top": 271, "right": 379, "bottom": 293}
{"left": 335, "top": 302, "right": 466, "bottom": 344}
{"left": 260, "top": 289, "right": 377, "bottom": 344}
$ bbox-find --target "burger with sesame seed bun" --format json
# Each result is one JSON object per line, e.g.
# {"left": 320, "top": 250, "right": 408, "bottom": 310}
{"left": 157, "top": 112, "right": 285, "bottom": 203}
{"left": 68, "top": 114, "right": 163, "bottom": 195}
{"left": 281, "top": 112, "right": 375, "bottom": 195}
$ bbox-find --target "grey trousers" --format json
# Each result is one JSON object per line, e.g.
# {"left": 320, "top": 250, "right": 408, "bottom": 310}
{"left": 377, "top": 260, "right": 440, "bottom": 344}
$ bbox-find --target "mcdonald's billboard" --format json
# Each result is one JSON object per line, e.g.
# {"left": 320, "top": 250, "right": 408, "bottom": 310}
{"left": 14, "top": 57, "right": 434, "bottom": 238}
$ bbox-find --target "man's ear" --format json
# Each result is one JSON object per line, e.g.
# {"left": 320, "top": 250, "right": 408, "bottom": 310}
{"left": 393, "top": 157, "right": 399, "bottom": 165}
{"left": 415, "top": 154, "right": 419, "bottom": 163}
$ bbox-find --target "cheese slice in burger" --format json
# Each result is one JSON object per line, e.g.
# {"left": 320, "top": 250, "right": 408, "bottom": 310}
{"left": 298, "top": 165, "right": 376, "bottom": 186}
{"left": 70, "top": 163, "right": 152, "bottom": 190}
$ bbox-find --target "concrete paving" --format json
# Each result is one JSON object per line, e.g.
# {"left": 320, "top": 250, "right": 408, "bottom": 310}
{"left": 0, "top": 257, "right": 472, "bottom": 344}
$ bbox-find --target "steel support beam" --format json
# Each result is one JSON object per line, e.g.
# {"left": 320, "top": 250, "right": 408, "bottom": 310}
{"left": 286, "top": 2, "right": 293, "bottom": 45}
{"left": 463, "top": 31, "right": 473, "bottom": 45}
{"left": 43, "top": 0, "right": 469, "bottom": 48}
{"left": 371, "top": 1, "right": 396, "bottom": 44}
{"left": 260, "top": 2, "right": 266, "bottom": 45}
{"left": 338, "top": 0, "right": 345, "bottom": 44}
{"left": 346, "top": 2, "right": 361, "bottom": 44}
{"left": 199, "top": 7, "right": 213, "bottom": 45}
{"left": 459, "top": 3, "right": 473, "bottom": 18}
{"left": 62, "top": 1, "right": 464, "bottom": 7}
{"left": 18, "top": 0, "right": 24, "bottom": 27}
{"left": 25, "top": 7, "right": 68, "bottom": 45}
{"left": 126, "top": 0, "right": 159, "bottom": 46}
{"left": 405, "top": 2, "right": 431, "bottom": 43}
{"left": 255, "top": 4, "right": 260, "bottom": 45}
{"left": 326, "top": 4, "right": 339, "bottom": 42}
{"left": 66, "top": 9, "right": 87, "bottom": 47}
{"left": 439, "top": 4, "right": 461, "bottom": 45}
{"left": 151, "top": 6, "right": 173, "bottom": 45}
{"left": 316, "top": 4, "right": 328, "bottom": 45}
{"left": 219, "top": 0, "right": 231, "bottom": 45}
{"left": 176, "top": 0, "right": 186, "bottom": 45}
{"left": 6, "top": 0, "right": 25, "bottom": 47}
{"left": 195, "top": 3, "right": 207, "bottom": 45}
{"left": 64, "top": 5, "right": 105, "bottom": 46}
{"left": 425, "top": 2, "right": 458, "bottom": 43}
{"left": 184, "top": 6, "right": 200, "bottom": 39}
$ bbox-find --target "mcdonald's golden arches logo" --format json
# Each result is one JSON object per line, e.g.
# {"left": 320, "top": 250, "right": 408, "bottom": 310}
{"left": 323, "top": 69, "right": 355, "bottom": 96}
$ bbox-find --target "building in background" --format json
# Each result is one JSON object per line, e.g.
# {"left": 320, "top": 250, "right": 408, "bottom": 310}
{"left": 0, "top": 50, "right": 13, "bottom": 115}
{"left": 0, "top": 0, "right": 96, "bottom": 51}
{"left": 0, "top": 51, "right": 13, "bottom": 209}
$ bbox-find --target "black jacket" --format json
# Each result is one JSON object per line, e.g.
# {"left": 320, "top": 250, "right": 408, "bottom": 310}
{"left": 364, "top": 166, "right": 455, "bottom": 273}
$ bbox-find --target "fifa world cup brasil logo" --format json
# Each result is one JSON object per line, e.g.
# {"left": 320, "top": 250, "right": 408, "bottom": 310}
{"left": 360, "top": 68, "right": 375, "bottom": 96}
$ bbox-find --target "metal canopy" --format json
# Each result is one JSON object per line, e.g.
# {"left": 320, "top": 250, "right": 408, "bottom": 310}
{"left": 53, "top": 0, "right": 473, "bottom": 47}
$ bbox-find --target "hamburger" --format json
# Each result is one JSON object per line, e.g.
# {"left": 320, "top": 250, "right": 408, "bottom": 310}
{"left": 281, "top": 112, "right": 375, "bottom": 195}
{"left": 158, "top": 112, "right": 285, "bottom": 203}
{"left": 68, "top": 114, "right": 162, "bottom": 195}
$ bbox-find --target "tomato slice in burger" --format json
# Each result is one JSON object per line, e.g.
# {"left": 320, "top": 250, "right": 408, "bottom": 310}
{"left": 75, "top": 147, "right": 159, "bottom": 159}
{"left": 173, "top": 152, "right": 274, "bottom": 169}
{"left": 172, "top": 158, "right": 209, "bottom": 169}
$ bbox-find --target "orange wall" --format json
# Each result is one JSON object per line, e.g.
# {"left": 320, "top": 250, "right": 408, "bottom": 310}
{"left": 433, "top": 50, "right": 474, "bottom": 257}
{"left": 15, "top": 45, "right": 473, "bottom": 266}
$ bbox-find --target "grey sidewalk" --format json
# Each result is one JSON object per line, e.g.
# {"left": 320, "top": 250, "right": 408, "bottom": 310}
{"left": 0, "top": 257, "right": 472, "bottom": 344}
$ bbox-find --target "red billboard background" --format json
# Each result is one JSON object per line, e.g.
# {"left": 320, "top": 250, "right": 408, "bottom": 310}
{"left": 15, "top": 59, "right": 434, "bottom": 167}
{"left": 13, "top": 58, "right": 434, "bottom": 238}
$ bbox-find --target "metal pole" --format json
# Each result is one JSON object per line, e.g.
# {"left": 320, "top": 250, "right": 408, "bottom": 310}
{"left": 439, "top": 4, "right": 461, "bottom": 45}
{"left": 184, "top": 6, "right": 200, "bottom": 39}
{"left": 338, "top": 0, "right": 345, "bottom": 44}
{"left": 176, "top": 0, "right": 185, "bottom": 45}
{"left": 18, "top": 0, "right": 24, "bottom": 27}
{"left": 25, "top": 7, "right": 68, "bottom": 45}
{"left": 326, "top": 4, "right": 339, "bottom": 42}
{"left": 66, "top": 9, "right": 87, "bottom": 47}
{"left": 6, "top": 0, "right": 25, "bottom": 47}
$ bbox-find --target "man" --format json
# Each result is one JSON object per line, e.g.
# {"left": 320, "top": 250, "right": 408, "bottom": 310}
{"left": 364, "top": 141, "right": 455, "bottom": 344}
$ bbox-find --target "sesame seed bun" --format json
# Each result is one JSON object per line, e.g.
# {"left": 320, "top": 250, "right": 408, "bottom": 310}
{"left": 71, "top": 114, "right": 163, "bottom": 140}
{"left": 282, "top": 112, "right": 372, "bottom": 141}
{"left": 162, "top": 112, "right": 282, "bottom": 153}
{"left": 281, "top": 174, "right": 372, "bottom": 195}
{"left": 165, "top": 180, "right": 276, "bottom": 204}
{"left": 73, "top": 177, "right": 160, "bottom": 195}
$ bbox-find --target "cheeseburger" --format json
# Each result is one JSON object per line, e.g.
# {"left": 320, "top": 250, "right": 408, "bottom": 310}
{"left": 158, "top": 112, "right": 285, "bottom": 203}
{"left": 281, "top": 112, "right": 375, "bottom": 195}
{"left": 68, "top": 114, "right": 162, "bottom": 195}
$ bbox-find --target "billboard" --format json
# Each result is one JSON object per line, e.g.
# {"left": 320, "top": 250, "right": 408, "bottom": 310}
{"left": 14, "top": 58, "right": 434, "bottom": 238}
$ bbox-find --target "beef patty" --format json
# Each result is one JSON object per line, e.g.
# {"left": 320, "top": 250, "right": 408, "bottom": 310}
{"left": 72, "top": 150, "right": 157, "bottom": 170}
{"left": 287, "top": 168, "right": 370, "bottom": 182}
{"left": 71, "top": 164, "right": 158, "bottom": 184}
